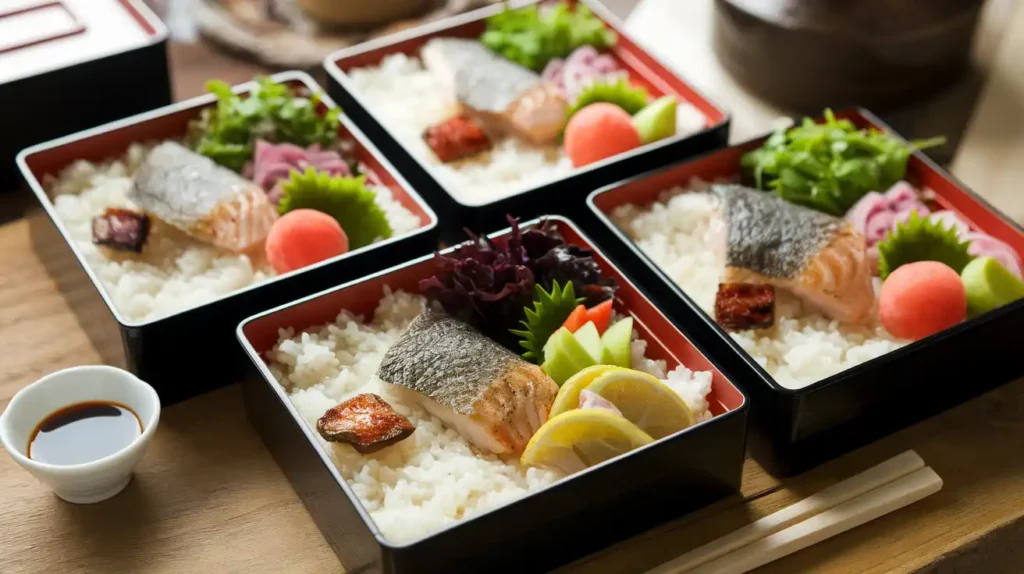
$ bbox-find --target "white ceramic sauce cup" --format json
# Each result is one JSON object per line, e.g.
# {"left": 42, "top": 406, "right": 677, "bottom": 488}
{"left": 0, "top": 365, "right": 161, "bottom": 504}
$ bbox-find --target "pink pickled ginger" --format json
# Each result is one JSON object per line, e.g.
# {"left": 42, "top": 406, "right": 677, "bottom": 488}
{"left": 542, "top": 46, "right": 625, "bottom": 101}
{"left": 846, "top": 181, "right": 932, "bottom": 248}
{"left": 245, "top": 140, "right": 351, "bottom": 205}
{"left": 846, "top": 181, "right": 1023, "bottom": 278}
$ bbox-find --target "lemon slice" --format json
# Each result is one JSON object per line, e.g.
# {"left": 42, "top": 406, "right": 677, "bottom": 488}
{"left": 521, "top": 409, "right": 654, "bottom": 474}
{"left": 549, "top": 365, "right": 630, "bottom": 418}
{"left": 585, "top": 370, "right": 695, "bottom": 439}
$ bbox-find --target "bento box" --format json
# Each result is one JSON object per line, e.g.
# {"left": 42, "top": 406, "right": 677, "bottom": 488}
{"left": 323, "top": 0, "right": 729, "bottom": 242}
{"left": 587, "top": 108, "right": 1024, "bottom": 477}
{"left": 238, "top": 215, "right": 748, "bottom": 574}
{"left": 17, "top": 71, "right": 439, "bottom": 405}
{"left": 1, "top": 0, "right": 170, "bottom": 192}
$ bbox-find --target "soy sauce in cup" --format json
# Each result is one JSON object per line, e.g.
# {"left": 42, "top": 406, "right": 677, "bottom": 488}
{"left": 1, "top": 365, "right": 161, "bottom": 504}
{"left": 28, "top": 401, "right": 142, "bottom": 466}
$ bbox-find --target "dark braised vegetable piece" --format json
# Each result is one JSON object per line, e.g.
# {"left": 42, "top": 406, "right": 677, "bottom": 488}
{"left": 91, "top": 208, "right": 150, "bottom": 253}
{"left": 420, "top": 216, "right": 617, "bottom": 351}
{"left": 715, "top": 283, "right": 776, "bottom": 331}
{"left": 423, "top": 115, "right": 492, "bottom": 163}
{"left": 316, "top": 393, "right": 415, "bottom": 454}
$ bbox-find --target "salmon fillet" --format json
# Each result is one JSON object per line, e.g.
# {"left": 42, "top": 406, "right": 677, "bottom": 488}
{"left": 420, "top": 38, "right": 567, "bottom": 145}
{"left": 376, "top": 309, "right": 559, "bottom": 455}
{"left": 505, "top": 83, "right": 569, "bottom": 145}
{"left": 131, "top": 141, "right": 278, "bottom": 252}
{"left": 710, "top": 184, "right": 875, "bottom": 324}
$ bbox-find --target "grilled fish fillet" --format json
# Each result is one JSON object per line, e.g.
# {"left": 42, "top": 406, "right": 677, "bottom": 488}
{"left": 376, "top": 309, "right": 559, "bottom": 455}
{"left": 420, "top": 38, "right": 567, "bottom": 145}
{"left": 709, "top": 184, "right": 874, "bottom": 324}
{"left": 130, "top": 141, "right": 278, "bottom": 252}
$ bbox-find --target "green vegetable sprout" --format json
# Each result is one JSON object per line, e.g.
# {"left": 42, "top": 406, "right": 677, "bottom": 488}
{"left": 510, "top": 280, "right": 585, "bottom": 364}
{"left": 877, "top": 211, "right": 974, "bottom": 279}
{"left": 279, "top": 168, "right": 391, "bottom": 250}
{"left": 740, "top": 109, "right": 946, "bottom": 216}
{"left": 481, "top": 1, "right": 617, "bottom": 71}
{"left": 567, "top": 78, "right": 649, "bottom": 118}
{"left": 191, "top": 77, "right": 340, "bottom": 172}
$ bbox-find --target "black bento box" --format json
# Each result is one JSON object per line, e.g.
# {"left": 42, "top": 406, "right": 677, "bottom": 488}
{"left": 18, "top": 71, "right": 439, "bottom": 406}
{"left": 1, "top": 0, "right": 171, "bottom": 192}
{"left": 586, "top": 108, "right": 1024, "bottom": 477}
{"left": 323, "top": 0, "right": 729, "bottom": 243}
{"left": 237, "top": 216, "right": 749, "bottom": 574}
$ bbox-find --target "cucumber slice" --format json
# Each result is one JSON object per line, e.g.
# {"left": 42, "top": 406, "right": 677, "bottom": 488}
{"left": 542, "top": 327, "right": 598, "bottom": 386}
{"left": 600, "top": 317, "right": 633, "bottom": 368}
{"left": 632, "top": 96, "right": 677, "bottom": 144}
{"left": 573, "top": 322, "right": 603, "bottom": 363}
{"left": 961, "top": 256, "right": 1024, "bottom": 315}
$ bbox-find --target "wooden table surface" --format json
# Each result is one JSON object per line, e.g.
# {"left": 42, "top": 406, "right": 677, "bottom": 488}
{"left": 4, "top": 3, "right": 1024, "bottom": 573}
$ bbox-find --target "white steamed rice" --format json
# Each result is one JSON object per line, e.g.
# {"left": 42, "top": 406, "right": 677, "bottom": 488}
{"left": 611, "top": 178, "right": 908, "bottom": 390}
{"left": 267, "top": 288, "right": 714, "bottom": 543}
{"left": 47, "top": 144, "right": 422, "bottom": 323}
{"left": 346, "top": 53, "right": 709, "bottom": 205}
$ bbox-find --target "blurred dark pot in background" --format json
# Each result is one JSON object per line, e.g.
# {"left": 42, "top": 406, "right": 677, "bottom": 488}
{"left": 712, "top": 0, "right": 988, "bottom": 113}
{"left": 294, "top": 0, "right": 430, "bottom": 27}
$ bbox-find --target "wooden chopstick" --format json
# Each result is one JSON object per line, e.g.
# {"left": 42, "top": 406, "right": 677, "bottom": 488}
{"left": 686, "top": 466, "right": 942, "bottom": 574}
{"left": 647, "top": 450, "right": 926, "bottom": 573}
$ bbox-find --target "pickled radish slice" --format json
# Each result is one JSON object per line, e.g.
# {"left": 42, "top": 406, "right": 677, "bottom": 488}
{"left": 962, "top": 232, "right": 1023, "bottom": 278}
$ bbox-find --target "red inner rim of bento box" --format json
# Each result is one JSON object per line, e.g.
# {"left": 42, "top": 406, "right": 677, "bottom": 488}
{"left": 330, "top": 0, "right": 726, "bottom": 129}
{"left": 20, "top": 79, "right": 434, "bottom": 228}
{"left": 241, "top": 219, "right": 745, "bottom": 416}
{"left": 117, "top": 0, "right": 157, "bottom": 35}
{"left": 592, "top": 110, "right": 1024, "bottom": 261}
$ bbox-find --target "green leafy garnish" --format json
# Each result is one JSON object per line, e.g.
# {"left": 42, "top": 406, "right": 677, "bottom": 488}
{"left": 190, "top": 77, "right": 341, "bottom": 172}
{"left": 481, "top": 1, "right": 617, "bottom": 71}
{"left": 877, "top": 211, "right": 974, "bottom": 279}
{"left": 510, "top": 280, "right": 585, "bottom": 364}
{"left": 740, "top": 109, "right": 946, "bottom": 216}
{"left": 278, "top": 168, "right": 391, "bottom": 250}
{"left": 567, "top": 78, "right": 649, "bottom": 118}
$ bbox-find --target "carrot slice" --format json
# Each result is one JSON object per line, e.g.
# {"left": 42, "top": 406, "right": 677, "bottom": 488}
{"left": 562, "top": 305, "right": 589, "bottom": 333}
{"left": 586, "top": 299, "right": 614, "bottom": 334}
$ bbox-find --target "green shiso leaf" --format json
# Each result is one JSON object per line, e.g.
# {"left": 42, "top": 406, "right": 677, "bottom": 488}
{"left": 510, "top": 280, "right": 585, "bottom": 364}
{"left": 481, "top": 1, "right": 617, "bottom": 71}
{"left": 739, "top": 108, "right": 946, "bottom": 216}
{"left": 877, "top": 211, "right": 974, "bottom": 279}
{"left": 567, "top": 78, "right": 649, "bottom": 118}
{"left": 190, "top": 76, "right": 341, "bottom": 172}
{"left": 278, "top": 168, "right": 391, "bottom": 250}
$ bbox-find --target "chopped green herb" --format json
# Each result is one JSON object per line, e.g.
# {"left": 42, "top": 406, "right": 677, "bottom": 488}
{"left": 481, "top": 1, "right": 617, "bottom": 71}
{"left": 740, "top": 109, "right": 945, "bottom": 216}
{"left": 190, "top": 77, "right": 340, "bottom": 172}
